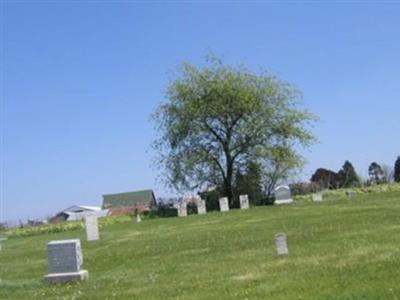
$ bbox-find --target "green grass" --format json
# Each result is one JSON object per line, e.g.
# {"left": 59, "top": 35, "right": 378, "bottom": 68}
{"left": 1, "top": 190, "right": 400, "bottom": 299}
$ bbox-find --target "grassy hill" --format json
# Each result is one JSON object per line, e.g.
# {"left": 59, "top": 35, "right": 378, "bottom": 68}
{"left": 1, "top": 188, "right": 400, "bottom": 299}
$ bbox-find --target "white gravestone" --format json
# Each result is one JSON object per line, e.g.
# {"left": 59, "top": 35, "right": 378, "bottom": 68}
{"left": 175, "top": 202, "right": 187, "bottom": 217}
{"left": 44, "top": 239, "right": 88, "bottom": 283}
{"left": 275, "top": 233, "right": 289, "bottom": 255}
{"left": 197, "top": 199, "right": 207, "bottom": 215}
{"left": 239, "top": 194, "right": 250, "bottom": 209}
{"left": 219, "top": 197, "right": 229, "bottom": 212}
{"left": 136, "top": 214, "right": 142, "bottom": 223}
{"left": 85, "top": 215, "right": 99, "bottom": 242}
{"left": 312, "top": 193, "right": 323, "bottom": 202}
{"left": 274, "top": 186, "right": 293, "bottom": 205}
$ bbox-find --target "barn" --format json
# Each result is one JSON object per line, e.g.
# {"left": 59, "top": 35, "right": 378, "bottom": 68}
{"left": 102, "top": 189, "right": 157, "bottom": 216}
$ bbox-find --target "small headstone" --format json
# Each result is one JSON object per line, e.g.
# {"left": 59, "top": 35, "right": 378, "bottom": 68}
{"left": 274, "top": 186, "right": 293, "bottom": 205}
{"left": 275, "top": 233, "right": 288, "bottom": 255}
{"left": 312, "top": 193, "right": 323, "bottom": 202}
{"left": 219, "top": 197, "right": 229, "bottom": 212}
{"left": 44, "top": 239, "right": 88, "bottom": 283}
{"left": 85, "top": 215, "right": 99, "bottom": 242}
{"left": 239, "top": 195, "right": 249, "bottom": 209}
{"left": 346, "top": 190, "right": 355, "bottom": 198}
{"left": 136, "top": 214, "right": 142, "bottom": 223}
{"left": 197, "top": 199, "right": 207, "bottom": 215}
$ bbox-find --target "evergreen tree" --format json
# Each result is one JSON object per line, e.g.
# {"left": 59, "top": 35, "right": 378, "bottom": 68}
{"left": 368, "top": 162, "right": 384, "bottom": 184}
{"left": 338, "top": 160, "right": 361, "bottom": 188}
{"left": 394, "top": 156, "right": 400, "bottom": 183}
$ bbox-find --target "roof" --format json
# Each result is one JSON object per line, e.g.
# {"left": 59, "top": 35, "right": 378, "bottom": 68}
{"left": 102, "top": 189, "right": 156, "bottom": 208}
{"left": 62, "top": 205, "right": 101, "bottom": 213}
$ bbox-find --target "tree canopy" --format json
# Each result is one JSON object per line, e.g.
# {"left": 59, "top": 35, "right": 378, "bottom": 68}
{"left": 153, "top": 57, "right": 316, "bottom": 204}
{"left": 338, "top": 160, "right": 361, "bottom": 188}
{"left": 368, "top": 162, "right": 384, "bottom": 184}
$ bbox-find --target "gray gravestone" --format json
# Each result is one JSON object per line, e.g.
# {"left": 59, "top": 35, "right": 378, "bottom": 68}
{"left": 312, "top": 193, "right": 323, "bottom": 202}
{"left": 85, "top": 215, "right": 99, "bottom": 242}
{"left": 219, "top": 197, "right": 229, "bottom": 212}
{"left": 44, "top": 239, "right": 88, "bottom": 283}
{"left": 275, "top": 233, "right": 289, "bottom": 255}
{"left": 197, "top": 199, "right": 207, "bottom": 215}
{"left": 239, "top": 194, "right": 250, "bottom": 209}
{"left": 274, "top": 186, "right": 293, "bottom": 205}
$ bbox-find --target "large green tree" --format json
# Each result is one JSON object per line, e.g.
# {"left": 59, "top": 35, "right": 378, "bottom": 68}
{"left": 153, "top": 57, "right": 316, "bottom": 205}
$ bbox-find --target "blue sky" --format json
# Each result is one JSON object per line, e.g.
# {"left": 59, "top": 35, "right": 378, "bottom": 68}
{"left": 2, "top": 2, "right": 399, "bottom": 222}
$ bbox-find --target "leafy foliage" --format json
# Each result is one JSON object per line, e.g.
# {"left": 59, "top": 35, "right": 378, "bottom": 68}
{"left": 338, "top": 160, "right": 361, "bottom": 188}
{"left": 368, "top": 162, "right": 384, "bottom": 184}
{"left": 395, "top": 156, "right": 400, "bottom": 183}
{"left": 310, "top": 168, "right": 340, "bottom": 189}
{"left": 234, "top": 160, "right": 264, "bottom": 207}
{"left": 311, "top": 161, "right": 361, "bottom": 189}
{"left": 153, "top": 56, "right": 316, "bottom": 204}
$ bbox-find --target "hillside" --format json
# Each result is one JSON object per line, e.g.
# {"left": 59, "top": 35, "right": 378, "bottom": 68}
{"left": 1, "top": 189, "right": 400, "bottom": 300}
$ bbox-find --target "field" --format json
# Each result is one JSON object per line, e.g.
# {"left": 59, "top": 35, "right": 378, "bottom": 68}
{"left": 1, "top": 188, "right": 400, "bottom": 300}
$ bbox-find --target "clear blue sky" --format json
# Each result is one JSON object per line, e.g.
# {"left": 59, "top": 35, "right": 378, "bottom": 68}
{"left": 1, "top": 2, "right": 399, "bottom": 222}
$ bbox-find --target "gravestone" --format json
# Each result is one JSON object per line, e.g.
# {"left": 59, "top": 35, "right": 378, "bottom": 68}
{"left": 136, "top": 214, "right": 142, "bottom": 223}
{"left": 219, "top": 197, "right": 229, "bottom": 212}
{"left": 175, "top": 202, "right": 187, "bottom": 217}
{"left": 312, "top": 193, "right": 323, "bottom": 202}
{"left": 197, "top": 199, "right": 207, "bottom": 215}
{"left": 274, "top": 186, "right": 293, "bottom": 205}
{"left": 275, "top": 233, "right": 289, "bottom": 255}
{"left": 44, "top": 239, "right": 88, "bottom": 283}
{"left": 85, "top": 215, "right": 99, "bottom": 242}
{"left": 239, "top": 194, "right": 250, "bottom": 209}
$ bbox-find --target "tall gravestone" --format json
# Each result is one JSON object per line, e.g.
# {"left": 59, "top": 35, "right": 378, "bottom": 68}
{"left": 44, "top": 239, "right": 89, "bottom": 283}
{"left": 275, "top": 233, "right": 289, "bottom": 255}
{"left": 239, "top": 194, "right": 250, "bottom": 209}
{"left": 219, "top": 197, "right": 229, "bottom": 212}
{"left": 197, "top": 199, "right": 207, "bottom": 215}
{"left": 85, "top": 215, "right": 99, "bottom": 242}
{"left": 175, "top": 202, "right": 187, "bottom": 217}
{"left": 274, "top": 186, "right": 293, "bottom": 205}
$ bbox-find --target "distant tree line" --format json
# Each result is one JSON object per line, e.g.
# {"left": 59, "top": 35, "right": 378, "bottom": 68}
{"left": 291, "top": 156, "right": 400, "bottom": 195}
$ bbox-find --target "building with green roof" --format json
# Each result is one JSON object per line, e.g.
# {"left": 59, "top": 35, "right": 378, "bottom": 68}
{"left": 102, "top": 189, "right": 157, "bottom": 212}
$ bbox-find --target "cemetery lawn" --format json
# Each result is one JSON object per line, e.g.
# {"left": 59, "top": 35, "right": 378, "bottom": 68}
{"left": 1, "top": 191, "right": 400, "bottom": 300}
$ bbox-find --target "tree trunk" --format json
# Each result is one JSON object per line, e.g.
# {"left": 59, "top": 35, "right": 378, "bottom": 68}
{"left": 224, "top": 155, "right": 235, "bottom": 207}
